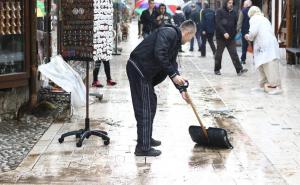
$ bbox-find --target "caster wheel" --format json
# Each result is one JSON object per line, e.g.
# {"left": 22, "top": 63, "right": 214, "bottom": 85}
{"left": 76, "top": 134, "right": 81, "bottom": 138}
{"left": 86, "top": 134, "right": 90, "bottom": 139}
{"left": 58, "top": 137, "right": 64, "bottom": 143}
{"left": 76, "top": 142, "right": 82, "bottom": 147}
{"left": 104, "top": 140, "right": 110, "bottom": 145}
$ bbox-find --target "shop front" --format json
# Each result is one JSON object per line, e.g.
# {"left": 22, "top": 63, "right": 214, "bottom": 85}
{"left": 0, "top": 1, "right": 37, "bottom": 117}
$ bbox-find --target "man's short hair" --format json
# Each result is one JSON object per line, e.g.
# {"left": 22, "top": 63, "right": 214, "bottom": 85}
{"left": 180, "top": 20, "right": 196, "bottom": 33}
{"left": 148, "top": 0, "right": 154, "bottom": 3}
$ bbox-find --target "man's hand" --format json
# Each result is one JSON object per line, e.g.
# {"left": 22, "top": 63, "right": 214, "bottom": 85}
{"left": 181, "top": 91, "right": 190, "bottom": 104}
{"left": 172, "top": 75, "right": 186, "bottom": 86}
{"left": 244, "top": 34, "right": 250, "bottom": 41}
{"left": 224, "top": 33, "right": 230, "bottom": 39}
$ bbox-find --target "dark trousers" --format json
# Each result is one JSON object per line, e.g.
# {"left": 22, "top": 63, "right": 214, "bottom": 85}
{"left": 241, "top": 34, "right": 248, "bottom": 62}
{"left": 214, "top": 39, "right": 243, "bottom": 73}
{"left": 190, "top": 30, "right": 201, "bottom": 50}
{"left": 126, "top": 61, "right": 157, "bottom": 151}
{"left": 93, "top": 60, "right": 111, "bottom": 81}
{"left": 200, "top": 32, "right": 216, "bottom": 56}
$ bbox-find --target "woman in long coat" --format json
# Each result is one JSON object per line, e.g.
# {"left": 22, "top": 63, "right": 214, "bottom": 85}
{"left": 245, "top": 6, "right": 282, "bottom": 95}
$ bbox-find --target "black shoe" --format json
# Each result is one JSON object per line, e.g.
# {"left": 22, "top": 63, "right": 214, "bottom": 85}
{"left": 237, "top": 68, "right": 248, "bottom": 76}
{"left": 241, "top": 60, "right": 246, "bottom": 64}
{"left": 134, "top": 147, "right": 161, "bottom": 157}
{"left": 151, "top": 138, "right": 161, "bottom": 147}
{"left": 214, "top": 71, "right": 221, "bottom": 75}
{"left": 178, "top": 49, "right": 184, "bottom": 53}
{"left": 189, "top": 48, "right": 194, "bottom": 51}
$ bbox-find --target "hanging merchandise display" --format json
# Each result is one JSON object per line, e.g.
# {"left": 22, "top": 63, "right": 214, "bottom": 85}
{"left": 60, "top": 0, "right": 114, "bottom": 62}
{"left": 93, "top": 0, "right": 114, "bottom": 61}
{"left": 58, "top": 0, "right": 111, "bottom": 148}
{"left": 60, "top": 0, "right": 94, "bottom": 61}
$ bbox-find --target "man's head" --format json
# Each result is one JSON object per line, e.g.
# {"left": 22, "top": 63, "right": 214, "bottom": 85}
{"left": 190, "top": 3, "right": 196, "bottom": 10}
{"left": 248, "top": 6, "right": 263, "bottom": 17}
{"left": 203, "top": 1, "right": 209, "bottom": 9}
{"left": 226, "top": 0, "right": 234, "bottom": 11}
{"left": 148, "top": 0, "right": 155, "bottom": 10}
{"left": 243, "top": 0, "right": 252, "bottom": 8}
{"left": 159, "top": 3, "right": 166, "bottom": 14}
{"left": 180, "top": 20, "right": 196, "bottom": 44}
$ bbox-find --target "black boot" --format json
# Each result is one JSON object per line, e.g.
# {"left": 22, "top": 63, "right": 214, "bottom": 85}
{"left": 134, "top": 147, "right": 161, "bottom": 157}
{"left": 151, "top": 138, "right": 161, "bottom": 147}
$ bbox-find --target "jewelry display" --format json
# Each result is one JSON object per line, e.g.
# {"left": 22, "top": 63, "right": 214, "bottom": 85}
{"left": 93, "top": 0, "right": 114, "bottom": 61}
{"left": 61, "top": 0, "right": 94, "bottom": 60}
{"left": 59, "top": 0, "right": 111, "bottom": 147}
{"left": 61, "top": 0, "right": 114, "bottom": 61}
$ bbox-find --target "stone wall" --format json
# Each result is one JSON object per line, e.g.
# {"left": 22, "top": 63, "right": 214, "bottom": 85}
{"left": 0, "top": 87, "right": 29, "bottom": 120}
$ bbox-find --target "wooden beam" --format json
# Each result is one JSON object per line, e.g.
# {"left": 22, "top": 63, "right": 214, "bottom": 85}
{"left": 274, "top": 0, "right": 279, "bottom": 34}
{"left": 286, "top": 0, "right": 292, "bottom": 47}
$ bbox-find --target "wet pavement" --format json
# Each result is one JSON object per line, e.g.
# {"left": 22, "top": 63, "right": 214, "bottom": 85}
{"left": 0, "top": 21, "right": 300, "bottom": 184}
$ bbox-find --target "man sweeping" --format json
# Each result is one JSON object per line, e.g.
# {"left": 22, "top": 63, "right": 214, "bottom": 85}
{"left": 126, "top": 20, "right": 196, "bottom": 156}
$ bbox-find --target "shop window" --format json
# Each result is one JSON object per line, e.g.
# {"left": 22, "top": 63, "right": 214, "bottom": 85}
{"left": 0, "top": 1, "right": 24, "bottom": 75}
{"left": 0, "top": 0, "right": 31, "bottom": 89}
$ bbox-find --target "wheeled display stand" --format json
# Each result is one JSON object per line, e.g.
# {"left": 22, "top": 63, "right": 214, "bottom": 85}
{"left": 58, "top": 0, "right": 110, "bottom": 147}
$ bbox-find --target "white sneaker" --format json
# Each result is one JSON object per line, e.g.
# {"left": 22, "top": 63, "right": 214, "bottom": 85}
{"left": 251, "top": 87, "right": 264, "bottom": 92}
{"left": 268, "top": 87, "right": 283, "bottom": 95}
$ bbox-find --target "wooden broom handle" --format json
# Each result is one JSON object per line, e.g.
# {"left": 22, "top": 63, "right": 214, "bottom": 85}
{"left": 186, "top": 92, "right": 209, "bottom": 139}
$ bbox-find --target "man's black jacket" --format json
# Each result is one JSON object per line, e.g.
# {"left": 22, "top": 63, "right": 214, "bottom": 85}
{"left": 140, "top": 9, "right": 159, "bottom": 34}
{"left": 129, "top": 24, "right": 181, "bottom": 86}
{"left": 215, "top": 5, "right": 238, "bottom": 40}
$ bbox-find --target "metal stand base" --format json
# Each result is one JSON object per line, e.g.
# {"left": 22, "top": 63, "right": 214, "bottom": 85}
{"left": 58, "top": 61, "right": 110, "bottom": 147}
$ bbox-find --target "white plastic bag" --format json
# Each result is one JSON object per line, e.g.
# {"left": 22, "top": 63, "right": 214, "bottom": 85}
{"left": 38, "top": 55, "right": 86, "bottom": 108}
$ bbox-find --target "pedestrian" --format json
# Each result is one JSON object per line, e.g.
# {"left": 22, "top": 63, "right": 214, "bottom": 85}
{"left": 173, "top": 6, "right": 186, "bottom": 28}
{"left": 140, "top": 0, "right": 158, "bottom": 39}
{"left": 183, "top": 3, "right": 192, "bottom": 20}
{"left": 156, "top": 3, "right": 173, "bottom": 27}
{"left": 92, "top": 61, "right": 117, "bottom": 87}
{"left": 189, "top": 4, "right": 202, "bottom": 52}
{"left": 173, "top": 6, "right": 186, "bottom": 52}
{"left": 237, "top": 0, "right": 252, "bottom": 64}
{"left": 195, "top": 0, "right": 203, "bottom": 12}
{"left": 214, "top": 0, "right": 248, "bottom": 76}
{"left": 245, "top": 6, "right": 282, "bottom": 95}
{"left": 200, "top": 1, "right": 216, "bottom": 56}
{"left": 126, "top": 20, "right": 196, "bottom": 156}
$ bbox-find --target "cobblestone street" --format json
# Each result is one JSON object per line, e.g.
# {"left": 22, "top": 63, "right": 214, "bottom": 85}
{"left": 0, "top": 21, "right": 300, "bottom": 184}
{"left": 0, "top": 116, "right": 52, "bottom": 172}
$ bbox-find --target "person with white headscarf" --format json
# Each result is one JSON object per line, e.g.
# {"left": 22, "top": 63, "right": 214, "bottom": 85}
{"left": 245, "top": 6, "right": 282, "bottom": 95}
